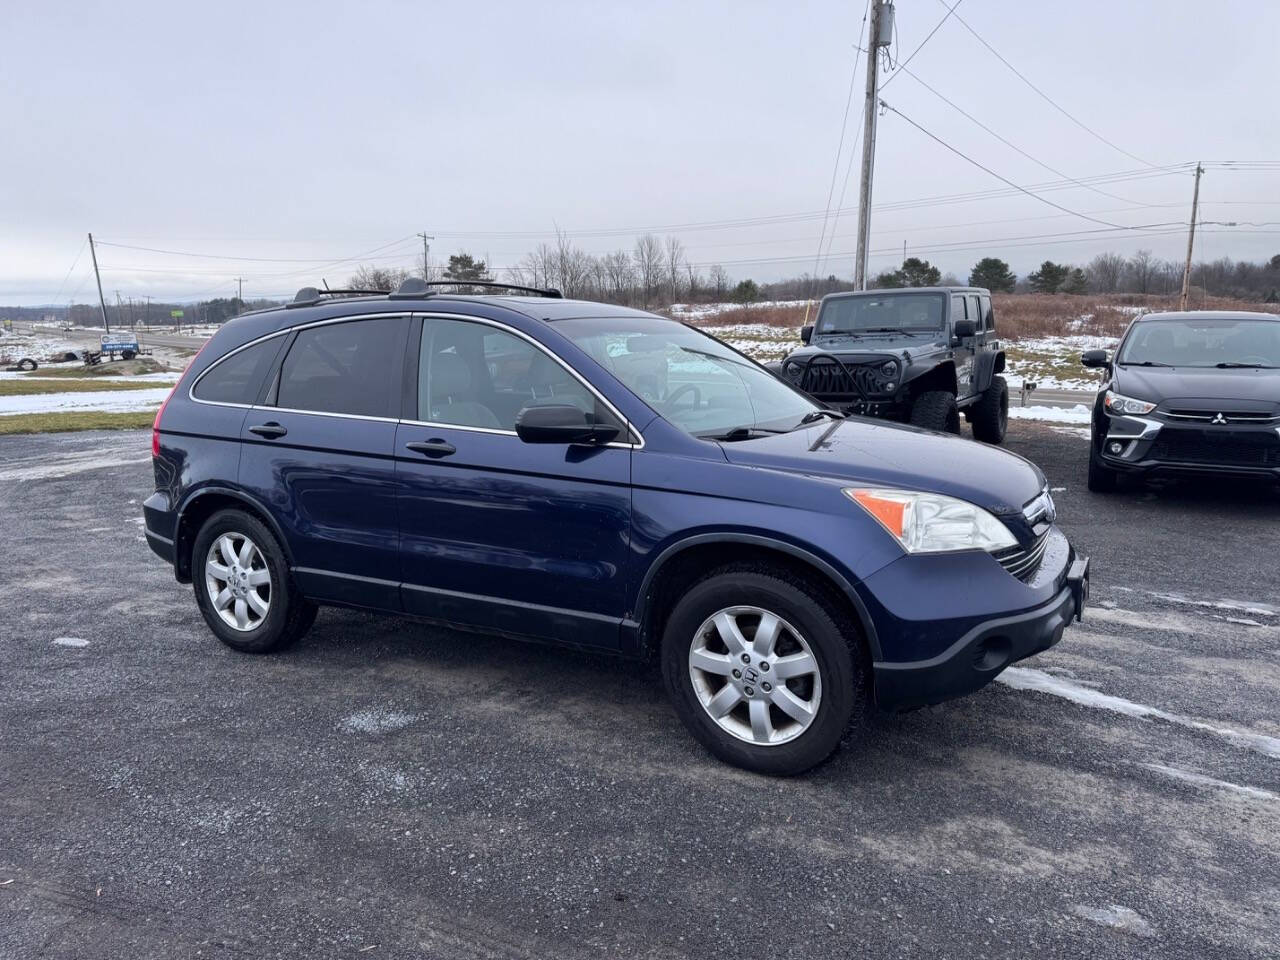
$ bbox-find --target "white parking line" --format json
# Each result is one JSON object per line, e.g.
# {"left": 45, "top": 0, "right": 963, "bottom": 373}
{"left": 0, "top": 450, "right": 149, "bottom": 482}
{"left": 998, "top": 667, "right": 1280, "bottom": 761}
{"left": 1142, "top": 763, "right": 1276, "bottom": 802}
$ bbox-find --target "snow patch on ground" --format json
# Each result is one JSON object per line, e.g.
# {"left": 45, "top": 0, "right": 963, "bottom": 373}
{"left": 1114, "top": 587, "right": 1278, "bottom": 619}
{"left": 1071, "top": 904, "right": 1156, "bottom": 938}
{"left": 1008, "top": 404, "right": 1092, "bottom": 424}
{"left": 0, "top": 387, "right": 173, "bottom": 416}
{"left": 52, "top": 637, "right": 89, "bottom": 648}
{"left": 998, "top": 667, "right": 1280, "bottom": 760}
{"left": 0, "top": 449, "right": 151, "bottom": 481}
{"left": 669, "top": 300, "right": 809, "bottom": 321}
{"left": 338, "top": 709, "right": 417, "bottom": 734}
{"left": 1143, "top": 763, "right": 1277, "bottom": 802}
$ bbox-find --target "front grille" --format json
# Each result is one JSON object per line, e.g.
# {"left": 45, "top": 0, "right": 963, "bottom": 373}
{"left": 793, "top": 360, "right": 891, "bottom": 398}
{"left": 1148, "top": 430, "right": 1280, "bottom": 466}
{"left": 993, "top": 531, "right": 1049, "bottom": 583}
{"left": 1166, "top": 409, "right": 1279, "bottom": 423}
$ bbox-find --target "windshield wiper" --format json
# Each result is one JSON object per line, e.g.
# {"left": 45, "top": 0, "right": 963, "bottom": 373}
{"left": 795, "top": 409, "right": 845, "bottom": 427}
{"left": 1216, "top": 361, "right": 1275, "bottom": 368}
{"left": 699, "top": 426, "right": 784, "bottom": 442}
{"left": 1123, "top": 360, "right": 1173, "bottom": 367}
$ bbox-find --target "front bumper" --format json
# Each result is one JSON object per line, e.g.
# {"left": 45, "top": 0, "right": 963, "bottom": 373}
{"left": 861, "top": 524, "right": 1088, "bottom": 710}
{"left": 873, "top": 557, "right": 1088, "bottom": 710}
{"left": 1098, "top": 412, "right": 1280, "bottom": 480}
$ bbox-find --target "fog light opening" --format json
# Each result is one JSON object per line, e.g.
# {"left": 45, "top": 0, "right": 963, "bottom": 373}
{"left": 1108, "top": 440, "right": 1126, "bottom": 456}
{"left": 973, "top": 635, "right": 1013, "bottom": 672}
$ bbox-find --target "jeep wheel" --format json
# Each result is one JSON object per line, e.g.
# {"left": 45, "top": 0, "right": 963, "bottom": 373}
{"left": 192, "top": 509, "right": 317, "bottom": 653}
{"left": 970, "top": 375, "right": 1009, "bottom": 444}
{"left": 1088, "top": 448, "right": 1120, "bottom": 493}
{"left": 661, "top": 567, "right": 869, "bottom": 776}
{"left": 909, "top": 390, "right": 961, "bottom": 434}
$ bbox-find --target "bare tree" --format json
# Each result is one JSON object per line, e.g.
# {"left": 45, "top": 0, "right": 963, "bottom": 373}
{"left": 633, "top": 234, "right": 663, "bottom": 308}
{"left": 663, "top": 236, "right": 687, "bottom": 304}
{"left": 601, "top": 250, "right": 635, "bottom": 304}
{"left": 1086, "top": 252, "right": 1125, "bottom": 293}
{"left": 1127, "top": 249, "right": 1158, "bottom": 294}
{"left": 348, "top": 265, "right": 412, "bottom": 291}
{"left": 708, "top": 264, "right": 730, "bottom": 300}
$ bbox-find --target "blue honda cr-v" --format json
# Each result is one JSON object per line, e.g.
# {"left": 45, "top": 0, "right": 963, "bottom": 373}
{"left": 144, "top": 279, "right": 1089, "bottom": 775}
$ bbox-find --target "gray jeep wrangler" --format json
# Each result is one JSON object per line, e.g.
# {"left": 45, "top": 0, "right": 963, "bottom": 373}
{"left": 770, "top": 287, "right": 1009, "bottom": 443}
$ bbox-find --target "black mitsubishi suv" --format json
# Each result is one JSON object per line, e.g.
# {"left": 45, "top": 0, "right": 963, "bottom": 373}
{"left": 1082, "top": 310, "right": 1280, "bottom": 490}
{"left": 772, "top": 287, "right": 1009, "bottom": 443}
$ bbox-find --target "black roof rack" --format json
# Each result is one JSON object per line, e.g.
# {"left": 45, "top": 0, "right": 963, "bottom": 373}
{"left": 389, "top": 278, "right": 563, "bottom": 300}
{"left": 287, "top": 286, "right": 387, "bottom": 308}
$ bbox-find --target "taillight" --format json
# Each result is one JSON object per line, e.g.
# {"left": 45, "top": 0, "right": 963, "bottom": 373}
{"left": 153, "top": 339, "right": 209, "bottom": 457}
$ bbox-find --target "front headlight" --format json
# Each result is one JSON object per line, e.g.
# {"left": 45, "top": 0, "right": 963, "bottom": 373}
{"left": 1104, "top": 390, "right": 1156, "bottom": 416}
{"left": 879, "top": 360, "right": 898, "bottom": 378}
{"left": 845, "top": 488, "right": 1017, "bottom": 554}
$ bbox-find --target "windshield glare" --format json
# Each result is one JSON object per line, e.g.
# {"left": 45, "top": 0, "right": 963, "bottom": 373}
{"left": 557, "top": 317, "right": 820, "bottom": 438}
{"left": 816, "top": 293, "right": 945, "bottom": 335}
{"left": 1117, "top": 317, "right": 1280, "bottom": 368}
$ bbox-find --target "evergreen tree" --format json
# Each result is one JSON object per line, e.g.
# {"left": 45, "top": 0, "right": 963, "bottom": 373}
{"left": 1028, "top": 260, "right": 1070, "bottom": 293}
{"left": 1062, "top": 268, "right": 1089, "bottom": 295}
{"left": 732, "top": 279, "right": 760, "bottom": 304}
{"left": 967, "top": 257, "right": 1016, "bottom": 292}
{"left": 873, "top": 257, "right": 942, "bottom": 289}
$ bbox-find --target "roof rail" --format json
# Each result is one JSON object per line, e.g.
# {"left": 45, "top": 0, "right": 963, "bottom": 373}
{"left": 287, "top": 286, "right": 387, "bottom": 308}
{"left": 389, "top": 278, "right": 563, "bottom": 300}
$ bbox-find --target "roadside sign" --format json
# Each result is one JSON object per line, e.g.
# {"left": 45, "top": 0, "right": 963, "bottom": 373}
{"left": 171, "top": 310, "right": 184, "bottom": 319}
{"left": 2, "top": 318, "right": 11, "bottom": 331}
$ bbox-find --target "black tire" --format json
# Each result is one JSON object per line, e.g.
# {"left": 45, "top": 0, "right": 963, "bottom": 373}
{"left": 909, "top": 390, "right": 961, "bottom": 434}
{"left": 1087, "top": 448, "right": 1119, "bottom": 493}
{"left": 16, "top": 358, "right": 37, "bottom": 371}
{"left": 121, "top": 349, "right": 137, "bottom": 360}
{"left": 970, "top": 375, "right": 1009, "bottom": 444}
{"left": 191, "top": 509, "right": 317, "bottom": 653}
{"left": 661, "top": 567, "right": 870, "bottom": 776}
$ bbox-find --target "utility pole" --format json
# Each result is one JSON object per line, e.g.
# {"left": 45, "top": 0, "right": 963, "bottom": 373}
{"left": 88, "top": 232, "right": 110, "bottom": 333}
{"left": 418, "top": 231, "right": 435, "bottom": 281}
{"left": 144, "top": 295, "right": 152, "bottom": 328}
{"left": 854, "top": 1, "right": 894, "bottom": 290}
{"left": 235, "top": 277, "right": 244, "bottom": 313}
{"left": 1178, "top": 162, "right": 1203, "bottom": 311}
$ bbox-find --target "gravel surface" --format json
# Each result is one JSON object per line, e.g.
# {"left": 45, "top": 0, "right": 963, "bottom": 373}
{"left": 1, "top": 424, "right": 1278, "bottom": 959}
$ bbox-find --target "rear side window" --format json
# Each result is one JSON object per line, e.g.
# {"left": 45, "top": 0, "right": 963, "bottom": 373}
{"left": 192, "top": 336, "right": 283, "bottom": 404}
{"left": 980, "top": 295, "right": 994, "bottom": 331}
{"left": 276, "top": 317, "right": 406, "bottom": 418}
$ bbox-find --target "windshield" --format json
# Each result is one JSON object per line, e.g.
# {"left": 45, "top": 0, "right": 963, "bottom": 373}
{"left": 1116, "top": 317, "right": 1280, "bottom": 368}
{"left": 556, "top": 316, "right": 820, "bottom": 438}
{"left": 815, "top": 292, "right": 945, "bottom": 335}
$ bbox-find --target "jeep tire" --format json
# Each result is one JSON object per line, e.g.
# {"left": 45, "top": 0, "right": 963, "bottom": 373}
{"left": 909, "top": 390, "right": 961, "bottom": 434}
{"left": 970, "top": 375, "right": 1008, "bottom": 444}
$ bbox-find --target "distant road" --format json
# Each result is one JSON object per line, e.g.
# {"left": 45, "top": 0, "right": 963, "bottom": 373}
{"left": 12, "top": 322, "right": 208, "bottom": 350}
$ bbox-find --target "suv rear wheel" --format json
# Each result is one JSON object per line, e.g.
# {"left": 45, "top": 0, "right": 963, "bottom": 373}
{"left": 909, "top": 390, "right": 961, "bottom": 434}
{"left": 970, "top": 375, "right": 1008, "bottom": 444}
{"left": 661, "top": 568, "right": 867, "bottom": 775}
{"left": 192, "top": 509, "right": 317, "bottom": 653}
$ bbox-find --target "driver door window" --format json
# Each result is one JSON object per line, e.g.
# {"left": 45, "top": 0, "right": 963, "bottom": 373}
{"left": 418, "top": 318, "right": 619, "bottom": 432}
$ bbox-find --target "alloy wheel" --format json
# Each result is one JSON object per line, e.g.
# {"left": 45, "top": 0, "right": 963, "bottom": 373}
{"left": 688, "top": 605, "right": 822, "bottom": 746}
{"left": 204, "top": 532, "right": 272, "bottom": 631}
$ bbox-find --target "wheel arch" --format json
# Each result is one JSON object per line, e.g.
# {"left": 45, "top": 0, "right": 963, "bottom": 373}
{"left": 173, "top": 486, "right": 293, "bottom": 583}
{"left": 903, "top": 360, "right": 957, "bottom": 398}
{"left": 974, "top": 350, "right": 1006, "bottom": 392}
{"left": 631, "top": 533, "right": 882, "bottom": 662}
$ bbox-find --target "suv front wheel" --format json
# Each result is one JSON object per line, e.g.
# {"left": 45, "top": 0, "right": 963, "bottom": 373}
{"left": 192, "top": 509, "right": 317, "bottom": 653}
{"left": 909, "top": 390, "right": 961, "bottom": 434}
{"left": 661, "top": 568, "right": 867, "bottom": 775}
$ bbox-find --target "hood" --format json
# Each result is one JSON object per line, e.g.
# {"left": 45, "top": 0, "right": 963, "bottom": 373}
{"left": 1114, "top": 364, "right": 1280, "bottom": 410}
{"left": 722, "top": 418, "right": 1044, "bottom": 517}
{"left": 802, "top": 331, "right": 947, "bottom": 359}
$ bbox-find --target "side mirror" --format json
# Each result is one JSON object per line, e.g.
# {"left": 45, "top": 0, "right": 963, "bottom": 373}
{"left": 800, "top": 324, "right": 813, "bottom": 345}
{"left": 515, "top": 404, "right": 621, "bottom": 445}
{"left": 1080, "top": 349, "right": 1110, "bottom": 369}
{"left": 953, "top": 319, "right": 977, "bottom": 339}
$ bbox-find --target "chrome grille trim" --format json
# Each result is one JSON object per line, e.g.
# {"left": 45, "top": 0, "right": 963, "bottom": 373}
{"left": 993, "top": 531, "right": 1050, "bottom": 582}
{"left": 1165, "top": 409, "right": 1280, "bottom": 423}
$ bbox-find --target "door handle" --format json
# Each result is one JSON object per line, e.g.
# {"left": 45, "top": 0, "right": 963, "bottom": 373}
{"left": 248, "top": 422, "right": 287, "bottom": 439}
{"left": 405, "top": 439, "right": 457, "bottom": 458}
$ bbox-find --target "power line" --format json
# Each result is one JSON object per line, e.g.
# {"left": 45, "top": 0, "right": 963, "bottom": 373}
{"left": 810, "top": 0, "right": 873, "bottom": 285}
{"left": 880, "top": 0, "right": 963, "bottom": 89}
{"left": 93, "top": 235, "right": 419, "bottom": 263}
{"left": 938, "top": 1, "right": 1157, "bottom": 169}
{"left": 893, "top": 63, "right": 1140, "bottom": 206}
{"left": 878, "top": 99, "right": 1162, "bottom": 231}
{"left": 50, "top": 236, "right": 89, "bottom": 305}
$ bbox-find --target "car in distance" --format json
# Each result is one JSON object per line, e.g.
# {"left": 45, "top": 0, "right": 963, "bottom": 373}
{"left": 144, "top": 279, "right": 1088, "bottom": 776}
{"left": 771, "top": 287, "right": 1009, "bottom": 443}
{"left": 1081, "top": 310, "right": 1280, "bottom": 491}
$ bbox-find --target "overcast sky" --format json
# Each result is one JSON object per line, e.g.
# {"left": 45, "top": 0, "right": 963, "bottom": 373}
{"left": 3, "top": 0, "right": 1278, "bottom": 305}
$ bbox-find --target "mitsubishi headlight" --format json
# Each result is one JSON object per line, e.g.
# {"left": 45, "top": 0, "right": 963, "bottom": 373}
{"left": 1104, "top": 390, "right": 1156, "bottom": 416}
{"left": 845, "top": 488, "right": 1017, "bottom": 554}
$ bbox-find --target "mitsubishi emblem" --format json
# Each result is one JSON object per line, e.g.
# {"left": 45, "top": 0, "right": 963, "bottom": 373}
{"left": 1211, "top": 413, "right": 1229, "bottom": 425}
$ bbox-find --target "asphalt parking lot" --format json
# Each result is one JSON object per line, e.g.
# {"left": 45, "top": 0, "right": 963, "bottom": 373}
{"left": 2, "top": 423, "right": 1278, "bottom": 959}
